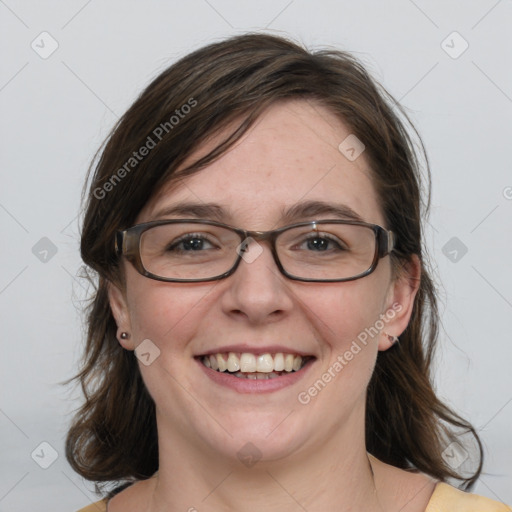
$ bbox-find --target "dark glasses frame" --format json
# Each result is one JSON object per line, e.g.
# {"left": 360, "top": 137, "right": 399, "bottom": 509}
{"left": 115, "top": 218, "right": 396, "bottom": 283}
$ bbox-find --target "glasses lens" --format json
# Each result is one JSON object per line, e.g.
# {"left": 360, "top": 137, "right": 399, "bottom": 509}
{"left": 140, "top": 223, "right": 241, "bottom": 280}
{"left": 276, "top": 223, "right": 377, "bottom": 280}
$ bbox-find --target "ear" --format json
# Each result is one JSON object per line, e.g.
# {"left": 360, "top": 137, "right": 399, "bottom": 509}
{"left": 378, "top": 255, "right": 421, "bottom": 351}
{"left": 107, "top": 281, "right": 135, "bottom": 350}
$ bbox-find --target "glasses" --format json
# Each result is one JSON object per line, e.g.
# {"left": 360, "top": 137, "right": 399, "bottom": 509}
{"left": 115, "top": 219, "right": 395, "bottom": 283}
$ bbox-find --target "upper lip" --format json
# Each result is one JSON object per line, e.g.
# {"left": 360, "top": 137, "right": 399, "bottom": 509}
{"left": 196, "top": 344, "right": 316, "bottom": 357}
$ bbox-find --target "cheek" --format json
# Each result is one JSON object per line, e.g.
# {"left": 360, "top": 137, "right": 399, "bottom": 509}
{"left": 298, "top": 276, "right": 389, "bottom": 397}
{"left": 125, "top": 273, "right": 216, "bottom": 355}
{"left": 124, "top": 280, "right": 217, "bottom": 408}
{"left": 309, "top": 277, "right": 388, "bottom": 346}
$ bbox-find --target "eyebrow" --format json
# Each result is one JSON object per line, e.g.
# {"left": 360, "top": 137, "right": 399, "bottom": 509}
{"left": 152, "top": 202, "right": 226, "bottom": 222}
{"left": 280, "top": 200, "right": 364, "bottom": 223}
{"left": 152, "top": 200, "right": 364, "bottom": 224}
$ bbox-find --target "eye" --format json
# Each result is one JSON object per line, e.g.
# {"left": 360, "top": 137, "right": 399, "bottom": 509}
{"left": 298, "top": 233, "right": 347, "bottom": 252}
{"left": 167, "top": 233, "right": 217, "bottom": 252}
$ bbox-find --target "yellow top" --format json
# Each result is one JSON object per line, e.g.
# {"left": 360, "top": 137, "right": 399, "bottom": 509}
{"left": 76, "top": 482, "right": 511, "bottom": 511}
{"left": 424, "top": 483, "right": 510, "bottom": 511}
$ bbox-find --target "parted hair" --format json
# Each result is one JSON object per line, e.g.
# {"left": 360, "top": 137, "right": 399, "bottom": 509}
{"left": 65, "top": 33, "right": 482, "bottom": 497}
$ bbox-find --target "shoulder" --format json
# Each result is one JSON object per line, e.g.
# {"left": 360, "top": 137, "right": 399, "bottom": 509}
{"left": 75, "top": 499, "right": 108, "bottom": 512}
{"left": 75, "top": 481, "right": 137, "bottom": 511}
{"left": 426, "top": 483, "right": 512, "bottom": 512}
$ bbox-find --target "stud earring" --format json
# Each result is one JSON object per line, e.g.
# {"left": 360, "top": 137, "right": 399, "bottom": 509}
{"left": 384, "top": 332, "right": 399, "bottom": 345}
{"left": 120, "top": 332, "right": 130, "bottom": 340}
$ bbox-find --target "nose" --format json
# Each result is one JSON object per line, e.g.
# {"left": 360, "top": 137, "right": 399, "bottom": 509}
{"left": 220, "top": 238, "right": 293, "bottom": 324}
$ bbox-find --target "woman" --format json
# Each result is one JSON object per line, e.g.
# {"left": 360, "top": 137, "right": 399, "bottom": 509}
{"left": 67, "top": 33, "right": 510, "bottom": 511}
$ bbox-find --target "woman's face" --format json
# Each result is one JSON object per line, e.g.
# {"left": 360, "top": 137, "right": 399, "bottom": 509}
{"left": 110, "top": 100, "right": 416, "bottom": 465}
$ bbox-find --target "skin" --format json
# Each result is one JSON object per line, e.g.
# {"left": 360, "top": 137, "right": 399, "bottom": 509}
{"left": 108, "top": 100, "right": 435, "bottom": 511}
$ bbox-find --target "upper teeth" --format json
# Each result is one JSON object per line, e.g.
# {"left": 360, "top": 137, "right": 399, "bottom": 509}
{"left": 202, "top": 352, "right": 307, "bottom": 373}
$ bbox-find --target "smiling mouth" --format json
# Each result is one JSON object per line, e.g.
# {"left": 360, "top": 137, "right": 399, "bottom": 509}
{"left": 197, "top": 352, "right": 315, "bottom": 380}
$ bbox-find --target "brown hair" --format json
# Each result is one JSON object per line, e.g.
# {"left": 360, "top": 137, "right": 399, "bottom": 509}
{"left": 65, "top": 33, "right": 482, "bottom": 496}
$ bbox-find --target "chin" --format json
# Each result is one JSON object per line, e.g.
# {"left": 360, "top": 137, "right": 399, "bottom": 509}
{"left": 202, "top": 413, "right": 312, "bottom": 465}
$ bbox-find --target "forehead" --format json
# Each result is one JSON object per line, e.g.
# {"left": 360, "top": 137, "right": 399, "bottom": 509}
{"left": 139, "top": 100, "right": 384, "bottom": 227}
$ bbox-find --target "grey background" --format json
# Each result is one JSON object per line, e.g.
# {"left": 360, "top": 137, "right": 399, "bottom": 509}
{"left": 1, "top": 1, "right": 511, "bottom": 510}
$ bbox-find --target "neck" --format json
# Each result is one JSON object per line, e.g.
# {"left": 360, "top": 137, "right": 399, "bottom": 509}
{"left": 148, "top": 416, "right": 382, "bottom": 511}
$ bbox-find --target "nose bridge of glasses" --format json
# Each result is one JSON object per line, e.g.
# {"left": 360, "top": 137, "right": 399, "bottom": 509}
{"left": 239, "top": 229, "right": 282, "bottom": 255}
{"left": 243, "top": 228, "right": 277, "bottom": 242}
{"left": 233, "top": 229, "right": 283, "bottom": 273}
{"left": 237, "top": 226, "right": 267, "bottom": 244}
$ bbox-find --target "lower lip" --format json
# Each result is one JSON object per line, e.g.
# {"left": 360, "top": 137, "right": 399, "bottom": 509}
{"left": 195, "top": 357, "right": 315, "bottom": 394}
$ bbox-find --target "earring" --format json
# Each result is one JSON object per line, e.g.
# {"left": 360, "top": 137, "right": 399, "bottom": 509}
{"left": 120, "top": 332, "right": 130, "bottom": 340}
{"left": 384, "top": 332, "right": 399, "bottom": 345}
